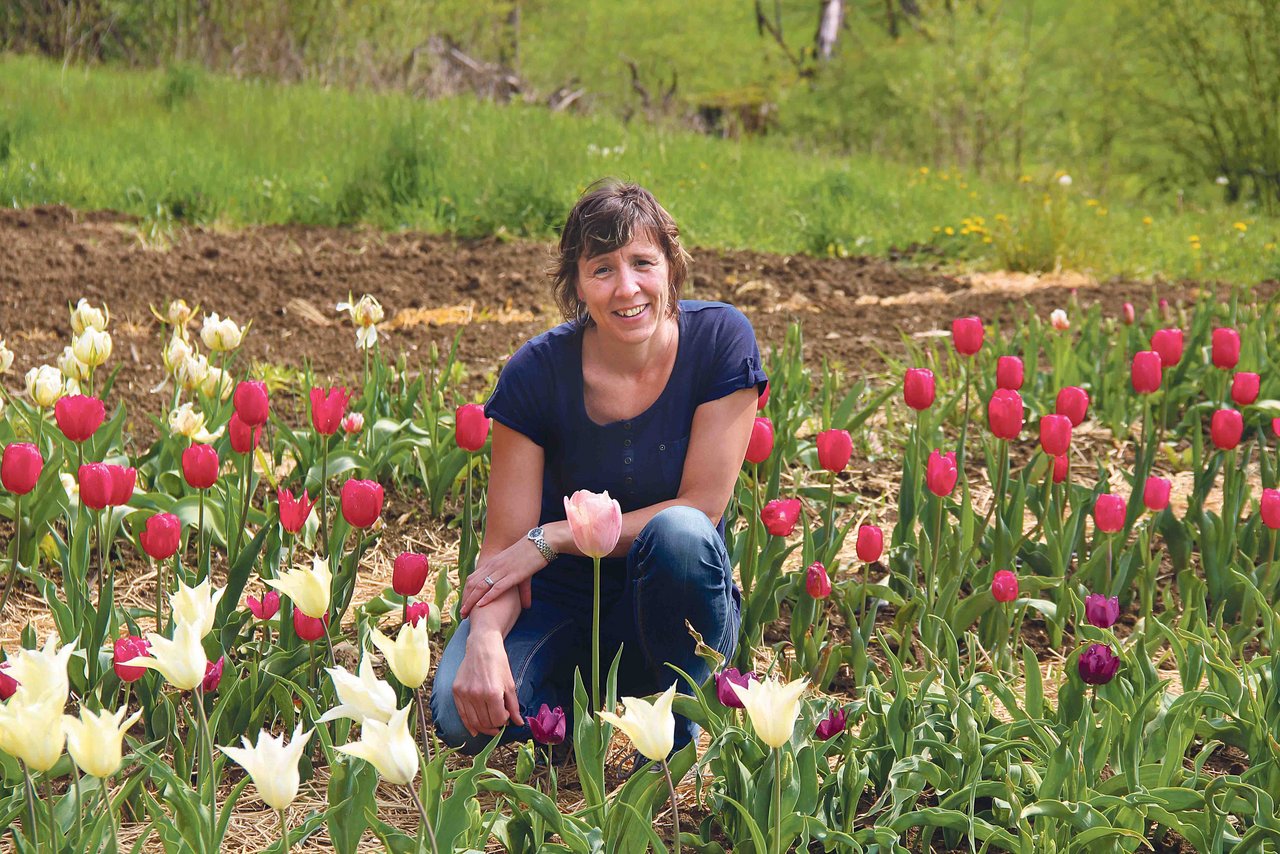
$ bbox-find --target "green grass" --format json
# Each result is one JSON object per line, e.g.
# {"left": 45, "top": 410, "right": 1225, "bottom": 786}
{"left": 1, "top": 53, "right": 1277, "bottom": 283}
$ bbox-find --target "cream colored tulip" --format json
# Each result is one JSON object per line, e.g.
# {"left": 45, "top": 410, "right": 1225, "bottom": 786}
{"left": 60, "top": 472, "right": 80, "bottom": 508}
{"left": 163, "top": 335, "right": 194, "bottom": 376}
{"left": 317, "top": 656, "right": 398, "bottom": 724}
{"left": 219, "top": 723, "right": 313, "bottom": 810}
{"left": 200, "top": 364, "right": 234, "bottom": 401}
{"left": 166, "top": 299, "right": 195, "bottom": 328}
{"left": 175, "top": 353, "right": 210, "bottom": 392}
{"left": 26, "top": 365, "right": 64, "bottom": 408}
{"left": 6, "top": 633, "right": 78, "bottom": 707}
{"left": 337, "top": 294, "right": 384, "bottom": 327}
{"left": 335, "top": 703, "right": 417, "bottom": 785}
{"left": 58, "top": 346, "right": 91, "bottom": 382}
{"left": 0, "top": 694, "right": 67, "bottom": 772}
{"left": 171, "top": 578, "right": 226, "bottom": 638}
{"left": 598, "top": 683, "right": 677, "bottom": 763}
{"left": 0, "top": 338, "right": 13, "bottom": 374}
{"left": 168, "top": 402, "right": 222, "bottom": 444}
{"left": 266, "top": 556, "right": 331, "bottom": 619}
{"left": 200, "top": 313, "right": 245, "bottom": 352}
{"left": 72, "top": 327, "right": 112, "bottom": 368}
{"left": 127, "top": 621, "right": 208, "bottom": 690}
{"left": 69, "top": 298, "right": 109, "bottom": 335}
{"left": 355, "top": 325, "right": 379, "bottom": 351}
{"left": 63, "top": 706, "right": 143, "bottom": 778}
{"left": 369, "top": 622, "right": 431, "bottom": 690}
{"left": 731, "top": 676, "right": 809, "bottom": 749}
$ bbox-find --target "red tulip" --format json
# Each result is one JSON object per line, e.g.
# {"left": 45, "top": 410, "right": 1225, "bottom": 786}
{"left": 1052, "top": 454, "right": 1068, "bottom": 484}
{"left": 1274, "top": 417, "right": 1280, "bottom": 440}
{"left": 202, "top": 656, "right": 225, "bottom": 693}
{"left": 1143, "top": 477, "right": 1171, "bottom": 512}
{"left": 903, "top": 369, "right": 936, "bottom": 410}
{"left": 1150, "top": 328, "right": 1183, "bottom": 368}
{"left": 108, "top": 465, "right": 136, "bottom": 507}
{"left": 745, "top": 417, "right": 774, "bottom": 464}
{"left": 0, "top": 663, "right": 17, "bottom": 700}
{"left": 1212, "top": 327, "right": 1240, "bottom": 369}
{"left": 757, "top": 381, "right": 770, "bottom": 410}
{"left": 455, "top": 403, "right": 491, "bottom": 452}
{"left": 182, "top": 444, "right": 219, "bottom": 489}
{"left": 1055, "top": 386, "right": 1090, "bottom": 427}
{"left": 78, "top": 463, "right": 113, "bottom": 510}
{"left": 1131, "top": 351, "right": 1162, "bottom": 394}
{"left": 855, "top": 524, "right": 883, "bottom": 563}
{"left": 952, "top": 316, "right": 984, "bottom": 356}
{"left": 1231, "top": 372, "right": 1260, "bottom": 406}
{"left": 393, "top": 552, "right": 430, "bottom": 597}
{"left": 926, "top": 450, "right": 959, "bottom": 496}
{"left": 293, "top": 609, "right": 329, "bottom": 642}
{"left": 1039, "top": 414, "right": 1072, "bottom": 456}
{"left": 1261, "top": 489, "right": 1280, "bottom": 529}
{"left": 140, "top": 512, "right": 182, "bottom": 560}
{"left": 341, "top": 478, "right": 384, "bottom": 528}
{"left": 2, "top": 443, "right": 44, "bottom": 495}
{"left": 816, "top": 429, "right": 853, "bottom": 473}
{"left": 246, "top": 590, "right": 281, "bottom": 620}
{"left": 1210, "top": 408, "right": 1243, "bottom": 450}
{"left": 310, "top": 386, "right": 350, "bottom": 436}
{"left": 1094, "top": 494, "right": 1126, "bottom": 533}
{"left": 113, "top": 636, "right": 150, "bottom": 683}
{"left": 996, "top": 356, "right": 1024, "bottom": 390}
{"left": 53, "top": 395, "right": 105, "bottom": 443}
{"left": 277, "top": 487, "right": 315, "bottom": 534}
{"left": 760, "top": 498, "right": 801, "bottom": 537}
{"left": 1122, "top": 303, "right": 1136, "bottom": 325}
{"left": 405, "top": 601, "right": 433, "bottom": 627}
{"left": 232, "top": 380, "right": 270, "bottom": 427}
{"left": 991, "top": 570, "right": 1018, "bottom": 603}
{"left": 805, "top": 562, "right": 831, "bottom": 599}
{"left": 228, "top": 412, "right": 262, "bottom": 455}
{"left": 987, "top": 389, "right": 1023, "bottom": 440}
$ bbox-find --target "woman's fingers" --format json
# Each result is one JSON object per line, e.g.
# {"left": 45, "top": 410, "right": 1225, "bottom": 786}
{"left": 504, "top": 685, "right": 524, "bottom": 726}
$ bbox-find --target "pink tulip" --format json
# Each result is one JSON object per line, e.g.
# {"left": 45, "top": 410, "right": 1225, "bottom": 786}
{"left": 1261, "top": 489, "right": 1280, "bottom": 529}
{"left": 991, "top": 570, "right": 1018, "bottom": 603}
{"left": 903, "top": 369, "right": 935, "bottom": 410}
{"left": 1144, "top": 477, "right": 1171, "bottom": 512}
{"left": 816, "top": 429, "right": 853, "bottom": 473}
{"left": 1094, "top": 494, "right": 1126, "bottom": 533}
{"left": 1039, "top": 414, "right": 1072, "bottom": 457}
{"left": 760, "top": 498, "right": 802, "bottom": 537}
{"left": 745, "top": 417, "right": 774, "bottom": 464}
{"left": 1052, "top": 454, "right": 1068, "bottom": 484}
{"left": 855, "top": 524, "right": 883, "bottom": 563}
{"left": 805, "top": 562, "right": 831, "bottom": 599}
{"left": 996, "top": 356, "right": 1024, "bottom": 391}
{"left": 1150, "top": 328, "right": 1184, "bottom": 367}
{"left": 1055, "top": 386, "right": 1090, "bottom": 427}
{"left": 563, "top": 489, "right": 623, "bottom": 558}
{"left": 1231, "top": 373, "right": 1260, "bottom": 407}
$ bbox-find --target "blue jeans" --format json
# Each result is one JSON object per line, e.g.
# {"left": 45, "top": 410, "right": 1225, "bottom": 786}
{"left": 431, "top": 506, "right": 741, "bottom": 755}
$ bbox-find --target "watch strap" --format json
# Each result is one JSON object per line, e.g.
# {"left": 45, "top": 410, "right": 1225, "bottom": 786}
{"left": 527, "top": 527, "right": 558, "bottom": 563}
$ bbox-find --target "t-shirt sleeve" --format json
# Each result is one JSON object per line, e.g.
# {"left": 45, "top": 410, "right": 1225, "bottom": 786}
{"left": 484, "top": 341, "right": 550, "bottom": 447}
{"left": 700, "top": 305, "right": 769, "bottom": 405}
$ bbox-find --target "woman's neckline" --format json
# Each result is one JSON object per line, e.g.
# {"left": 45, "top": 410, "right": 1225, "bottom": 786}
{"left": 576, "top": 309, "right": 685, "bottom": 428}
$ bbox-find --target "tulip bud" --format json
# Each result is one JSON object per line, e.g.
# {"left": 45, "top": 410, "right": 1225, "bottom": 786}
{"left": 78, "top": 463, "right": 113, "bottom": 511}
{"left": 1084, "top": 593, "right": 1120, "bottom": 629}
{"left": 1052, "top": 454, "right": 1068, "bottom": 484}
{"left": 202, "top": 656, "right": 225, "bottom": 693}
{"left": 855, "top": 524, "right": 883, "bottom": 563}
{"left": 926, "top": 450, "right": 959, "bottom": 497}
{"left": 996, "top": 356, "right": 1024, "bottom": 390}
{"left": 246, "top": 590, "right": 281, "bottom": 620}
{"left": 182, "top": 444, "right": 219, "bottom": 489}
{"left": 72, "top": 328, "right": 113, "bottom": 368}
{"left": 805, "top": 562, "right": 831, "bottom": 599}
{"left": 1049, "top": 309, "right": 1070, "bottom": 331}
{"left": 233, "top": 380, "right": 270, "bottom": 427}
{"left": 69, "top": 298, "right": 109, "bottom": 335}
{"left": 0, "top": 338, "right": 12, "bottom": 375}
{"left": 816, "top": 429, "right": 853, "bottom": 473}
{"left": 1262, "top": 489, "right": 1280, "bottom": 529}
{"left": 293, "top": 609, "right": 329, "bottom": 642}
{"left": 903, "top": 368, "right": 936, "bottom": 410}
{"left": 814, "top": 706, "right": 847, "bottom": 741}
{"left": 1131, "top": 351, "right": 1162, "bottom": 394}
{"left": 58, "top": 346, "right": 91, "bottom": 382}
{"left": 951, "top": 316, "right": 984, "bottom": 356}
{"left": 529, "top": 703, "right": 567, "bottom": 745}
{"left": 277, "top": 487, "right": 315, "bottom": 534}
{"left": 1077, "top": 643, "right": 1120, "bottom": 685}
{"left": 1039, "top": 414, "right": 1072, "bottom": 456}
{"left": 760, "top": 498, "right": 801, "bottom": 537}
{"left": 1055, "top": 386, "right": 1090, "bottom": 427}
{"left": 455, "top": 404, "right": 490, "bottom": 452}
{"left": 310, "top": 386, "right": 350, "bottom": 436}
{"left": 563, "top": 489, "right": 623, "bottom": 557}
{"left": 341, "top": 412, "right": 364, "bottom": 435}
{"left": 113, "top": 636, "right": 150, "bottom": 683}
{"left": 26, "top": 365, "right": 65, "bottom": 408}
{"left": 54, "top": 395, "right": 106, "bottom": 443}
{"left": 2, "top": 443, "right": 44, "bottom": 495}
{"left": 757, "top": 381, "right": 770, "bottom": 410}
{"left": 987, "top": 389, "right": 1023, "bottom": 440}
{"left": 200, "top": 313, "right": 245, "bottom": 352}
{"left": 715, "top": 668, "right": 756, "bottom": 708}
{"left": 991, "top": 570, "right": 1018, "bottom": 602}
{"left": 1150, "top": 328, "right": 1183, "bottom": 367}
{"left": 744, "top": 417, "right": 774, "bottom": 464}
{"left": 392, "top": 552, "right": 430, "bottom": 597}
{"left": 1094, "top": 494, "right": 1126, "bottom": 533}
{"left": 1231, "top": 372, "right": 1260, "bottom": 407}
{"left": 1210, "top": 408, "right": 1243, "bottom": 450}
{"left": 228, "top": 412, "right": 262, "bottom": 455}
{"left": 1122, "top": 303, "right": 1135, "bottom": 325}
{"left": 1212, "top": 327, "right": 1240, "bottom": 370}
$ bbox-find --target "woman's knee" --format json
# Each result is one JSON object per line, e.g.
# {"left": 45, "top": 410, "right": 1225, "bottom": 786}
{"left": 429, "top": 625, "right": 490, "bottom": 755}
{"left": 634, "top": 506, "right": 725, "bottom": 582}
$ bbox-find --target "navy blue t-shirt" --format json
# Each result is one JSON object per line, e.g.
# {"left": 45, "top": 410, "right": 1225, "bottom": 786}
{"left": 484, "top": 300, "right": 767, "bottom": 598}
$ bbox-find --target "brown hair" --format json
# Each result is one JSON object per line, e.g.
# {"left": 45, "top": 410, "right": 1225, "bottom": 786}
{"left": 550, "top": 180, "right": 691, "bottom": 326}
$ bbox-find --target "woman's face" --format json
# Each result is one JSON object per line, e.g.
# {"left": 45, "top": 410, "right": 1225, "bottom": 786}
{"left": 576, "top": 231, "right": 671, "bottom": 346}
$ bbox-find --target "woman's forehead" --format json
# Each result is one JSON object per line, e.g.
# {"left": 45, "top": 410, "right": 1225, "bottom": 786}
{"left": 582, "top": 229, "right": 662, "bottom": 262}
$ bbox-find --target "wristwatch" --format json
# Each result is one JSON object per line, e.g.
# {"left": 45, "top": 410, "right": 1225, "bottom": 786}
{"left": 526, "top": 527, "right": 558, "bottom": 564}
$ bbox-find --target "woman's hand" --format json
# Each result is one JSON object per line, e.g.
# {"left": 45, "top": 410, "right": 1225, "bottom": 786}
{"left": 459, "top": 538, "right": 544, "bottom": 618}
{"left": 452, "top": 631, "right": 524, "bottom": 737}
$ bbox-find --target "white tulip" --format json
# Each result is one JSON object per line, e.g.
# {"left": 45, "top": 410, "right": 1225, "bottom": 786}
{"left": 72, "top": 327, "right": 112, "bottom": 368}
{"left": 598, "top": 683, "right": 677, "bottom": 763}
{"left": 0, "top": 338, "right": 13, "bottom": 374}
{"left": 335, "top": 703, "right": 418, "bottom": 785}
{"left": 317, "top": 656, "right": 398, "bottom": 725}
{"left": 5, "top": 633, "right": 78, "bottom": 707}
{"left": 200, "top": 313, "right": 245, "bottom": 352}
{"left": 219, "top": 724, "right": 314, "bottom": 810}
{"left": 731, "top": 676, "right": 809, "bottom": 749}
{"left": 69, "top": 298, "right": 109, "bottom": 335}
{"left": 265, "top": 556, "right": 332, "bottom": 619}
{"left": 26, "top": 365, "right": 65, "bottom": 408}
{"left": 0, "top": 694, "right": 67, "bottom": 772}
{"left": 63, "top": 706, "right": 143, "bottom": 778}
{"left": 126, "top": 621, "right": 208, "bottom": 691}
{"left": 369, "top": 622, "right": 432, "bottom": 690}
{"left": 171, "top": 578, "right": 226, "bottom": 638}
{"left": 58, "top": 346, "right": 91, "bottom": 382}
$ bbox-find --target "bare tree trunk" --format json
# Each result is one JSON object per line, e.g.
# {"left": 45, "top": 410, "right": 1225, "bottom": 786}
{"left": 816, "top": 0, "right": 843, "bottom": 59}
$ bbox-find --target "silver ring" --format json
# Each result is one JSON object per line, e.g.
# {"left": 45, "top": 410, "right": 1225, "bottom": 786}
{"left": 484, "top": 575, "right": 495, "bottom": 588}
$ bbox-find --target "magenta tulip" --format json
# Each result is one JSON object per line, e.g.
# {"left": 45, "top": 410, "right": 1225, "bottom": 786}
{"left": 1094, "top": 494, "right": 1126, "bottom": 533}
{"left": 745, "top": 417, "right": 774, "bottom": 464}
{"left": 54, "top": 395, "right": 105, "bottom": 443}
{"left": 232, "top": 380, "right": 270, "bottom": 427}
{"left": 996, "top": 356, "right": 1024, "bottom": 390}
{"left": 1055, "top": 386, "right": 1090, "bottom": 427}
{"left": 952, "top": 316, "right": 984, "bottom": 356}
{"left": 1150, "top": 328, "right": 1184, "bottom": 368}
{"left": 140, "top": 513, "right": 181, "bottom": 560}
{"left": 987, "top": 389, "right": 1023, "bottom": 440}
{"left": 903, "top": 368, "right": 936, "bottom": 410}
{"left": 340, "top": 478, "right": 384, "bottom": 529}
{"left": 855, "top": 524, "right": 883, "bottom": 563}
{"left": 1210, "top": 409, "right": 1243, "bottom": 450}
{"left": 760, "top": 498, "right": 802, "bottom": 537}
{"left": 991, "top": 570, "right": 1018, "bottom": 603}
{"left": 1131, "top": 351, "right": 1162, "bottom": 394}
{"left": 455, "top": 403, "right": 491, "bottom": 452}
{"left": 1231, "top": 372, "right": 1260, "bottom": 406}
{"left": 816, "top": 429, "right": 853, "bottom": 473}
{"left": 1212, "top": 327, "right": 1240, "bottom": 369}
{"left": 392, "top": 552, "right": 430, "bottom": 597}
{"left": 1039, "top": 414, "right": 1072, "bottom": 456}
{"left": 1, "top": 443, "right": 43, "bottom": 496}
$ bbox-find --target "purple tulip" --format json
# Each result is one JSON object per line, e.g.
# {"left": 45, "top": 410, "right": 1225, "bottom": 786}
{"left": 715, "top": 668, "right": 757, "bottom": 709}
{"left": 1084, "top": 594, "right": 1120, "bottom": 629}
{"left": 815, "top": 707, "right": 848, "bottom": 741}
{"left": 1077, "top": 644, "right": 1120, "bottom": 685}
{"left": 528, "top": 703, "right": 566, "bottom": 746}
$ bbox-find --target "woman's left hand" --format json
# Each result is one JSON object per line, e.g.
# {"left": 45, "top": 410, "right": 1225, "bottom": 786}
{"left": 459, "top": 538, "right": 544, "bottom": 617}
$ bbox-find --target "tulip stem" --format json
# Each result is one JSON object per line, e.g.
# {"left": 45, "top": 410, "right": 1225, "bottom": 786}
{"left": 20, "top": 764, "right": 36, "bottom": 845}
{"left": 323, "top": 614, "right": 338, "bottom": 668}
{"left": 233, "top": 458, "right": 252, "bottom": 562}
{"left": 772, "top": 748, "right": 783, "bottom": 854}
{"left": 592, "top": 554, "right": 601, "bottom": 712}
{"left": 103, "top": 775, "right": 120, "bottom": 854}
{"left": 154, "top": 557, "right": 164, "bottom": 633}
{"left": 415, "top": 688, "right": 434, "bottom": 763}
{"left": 43, "top": 776, "right": 55, "bottom": 849}
{"left": 661, "top": 759, "right": 682, "bottom": 854}
{"left": 958, "top": 357, "right": 972, "bottom": 472}
{"left": 278, "top": 807, "right": 290, "bottom": 853}
{"left": 408, "top": 784, "right": 440, "bottom": 854}
{"left": 0, "top": 494, "right": 21, "bottom": 618}
{"left": 197, "top": 489, "right": 206, "bottom": 582}
{"left": 193, "top": 687, "right": 216, "bottom": 852}
{"left": 319, "top": 440, "right": 330, "bottom": 558}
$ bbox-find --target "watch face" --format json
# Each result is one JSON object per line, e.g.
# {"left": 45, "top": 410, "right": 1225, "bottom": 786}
{"left": 529, "top": 527, "right": 544, "bottom": 539}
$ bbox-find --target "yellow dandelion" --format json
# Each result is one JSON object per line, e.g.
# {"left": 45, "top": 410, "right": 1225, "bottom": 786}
{"left": 941, "top": 173, "right": 950, "bottom": 181}
{"left": 1264, "top": 242, "right": 1276, "bottom": 251}
{"left": 1097, "top": 208, "right": 1108, "bottom": 216}
{"left": 1086, "top": 199, "right": 1100, "bottom": 207}
{"left": 1142, "top": 216, "right": 1153, "bottom": 226}
{"left": 932, "top": 226, "right": 942, "bottom": 233}
{"left": 995, "top": 213, "right": 1009, "bottom": 222}
{"left": 1233, "top": 222, "right": 1248, "bottom": 232}
{"left": 960, "top": 228, "right": 971, "bottom": 235}
{"left": 919, "top": 166, "right": 930, "bottom": 175}
{"left": 1019, "top": 175, "right": 1031, "bottom": 183}
{"left": 969, "top": 191, "right": 978, "bottom": 199}
{"left": 1188, "top": 235, "right": 1199, "bottom": 243}
{"left": 944, "top": 226, "right": 955, "bottom": 236}
{"left": 958, "top": 182, "right": 968, "bottom": 189}
{"left": 982, "top": 236, "right": 993, "bottom": 244}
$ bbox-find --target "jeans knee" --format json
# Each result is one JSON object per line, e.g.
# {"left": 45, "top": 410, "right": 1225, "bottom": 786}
{"left": 637, "top": 506, "right": 722, "bottom": 581}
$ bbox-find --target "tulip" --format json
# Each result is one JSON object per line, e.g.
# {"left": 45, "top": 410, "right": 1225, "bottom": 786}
{"left": 991, "top": 570, "right": 1018, "bottom": 603}
{"left": 310, "top": 386, "right": 350, "bottom": 435}
{"left": 113, "top": 636, "right": 150, "bottom": 683}
{"left": 1084, "top": 594, "right": 1120, "bottom": 629}
{"left": 1077, "top": 644, "right": 1120, "bottom": 685}
{"left": 455, "top": 403, "right": 490, "bottom": 452}
{"left": 2, "top": 443, "right": 43, "bottom": 495}
{"left": 1262, "top": 489, "right": 1280, "bottom": 529}
{"left": 1212, "top": 327, "right": 1240, "bottom": 369}
{"left": 336, "top": 703, "right": 418, "bottom": 785}
{"left": 0, "top": 695, "right": 67, "bottom": 772}
{"left": 1122, "top": 302, "right": 1136, "bottom": 325}
{"left": 715, "top": 668, "right": 757, "bottom": 709}
{"left": 369, "top": 622, "right": 432, "bottom": 690}
{"left": 1052, "top": 454, "right": 1068, "bottom": 483}
{"left": 277, "top": 488, "right": 315, "bottom": 534}
{"left": 266, "top": 557, "right": 332, "bottom": 620}
{"left": 108, "top": 465, "right": 136, "bottom": 507}
{"left": 757, "top": 381, "right": 770, "bottom": 410}
{"left": 996, "top": 356, "right": 1023, "bottom": 390}
{"left": 1211, "top": 409, "right": 1243, "bottom": 450}
{"left": 731, "top": 676, "right": 808, "bottom": 749}
{"left": 69, "top": 298, "right": 109, "bottom": 334}
{"left": 200, "top": 312, "right": 245, "bottom": 352}
{"left": 79, "top": 463, "right": 113, "bottom": 510}
{"left": 816, "top": 429, "right": 853, "bottom": 473}
{"left": 1094, "top": 494, "right": 1126, "bottom": 533}
{"left": 5, "top": 634, "right": 76, "bottom": 706}
{"left": 54, "top": 394, "right": 106, "bottom": 443}
{"left": 805, "top": 562, "right": 831, "bottom": 599}
{"left": 951, "top": 316, "right": 984, "bottom": 356}
{"left": 814, "top": 707, "right": 847, "bottom": 741}
{"left": 745, "top": 416, "right": 774, "bottom": 463}
{"left": 0, "top": 663, "right": 16, "bottom": 701}
{"left": 392, "top": 552, "right": 430, "bottom": 597}
{"left": 175, "top": 353, "right": 210, "bottom": 392}
{"left": 318, "top": 656, "right": 399, "bottom": 724}
{"left": 139, "top": 513, "right": 181, "bottom": 561}
{"left": 171, "top": 578, "right": 227, "bottom": 638}
{"left": 1231, "top": 372, "right": 1260, "bottom": 406}
{"left": 169, "top": 402, "right": 221, "bottom": 443}
{"left": 1131, "top": 351, "right": 1162, "bottom": 394}
{"left": 987, "top": 387, "right": 1023, "bottom": 438}
{"left": 855, "top": 524, "right": 883, "bottom": 563}
{"left": 182, "top": 444, "right": 219, "bottom": 489}
{"left": 341, "top": 412, "right": 364, "bottom": 435}
{"left": 563, "top": 489, "right": 623, "bottom": 558}
{"left": 1143, "top": 477, "right": 1171, "bottom": 512}
{"left": 529, "top": 704, "right": 567, "bottom": 745}
{"left": 1055, "top": 386, "right": 1090, "bottom": 427}
{"left": 0, "top": 338, "right": 11, "bottom": 374}
{"left": 341, "top": 478, "right": 384, "bottom": 528}
{"left": 246, "top": 590, "right": 281, "bottom": 620}
{"left": 760, "top": 498, "right": 801, "bottom": 537}
{"left": 219, "top": 724, "right": 314, "bottom": 810}
{"left": 405, "top": 601, "right": 434, "bottom": 627}
{"left": 58, "top": 346, "right": 91, "bottom": 382}
{"left": 598, "top": 683, "right": 677, "bottom": 762}
{"left": 1150, "top": 328, "right": 1183, "bottom": 367}
{"left": 63, "top": 705, "right": 143, "bottom": 778}
{"left": 1039, "top": 414, "right": 1072, "bottom": 456}
{"left": 124, "top": 621, "right": 208, "bottom": 691}
{"left": 202, "top": 657, "right": 225, "bottom": 693}
{"left": 1274, "top": 417, "right": 1280, "bottom": 440}
{"left": 926, "top": 450, "right": 959, "bottom": 497}
{"left": 903, "top": 368, "right": 935, "bottom": 410}
{"left": 232, "top": 380, "right": 270, "bottom": 427}
{"left": 293, "top": 610, "right": 329, "bottom": 642}
{"left": 26, "top": 365, "right": 65, "bottom": 408}
{"left": 72, "top": 327, "right": 113, "bottom": 368}
{"left": 337, "top": 294, "right": 385, "bottom": 328}
{"left": 162, "top": 335, "right": 193, "bottom": 376}
{"left": 228, "top": 413, "right": 262, "bottom": 455}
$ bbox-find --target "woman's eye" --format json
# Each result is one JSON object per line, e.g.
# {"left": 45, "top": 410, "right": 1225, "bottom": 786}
{"left": 593, "top": 266, "right": 610, "bottom": 276}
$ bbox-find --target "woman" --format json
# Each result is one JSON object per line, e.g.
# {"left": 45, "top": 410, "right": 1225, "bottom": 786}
{"left": 431, "top": 181, "right": 766, "bottom": 759}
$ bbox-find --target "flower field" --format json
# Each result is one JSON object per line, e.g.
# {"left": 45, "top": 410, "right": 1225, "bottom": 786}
{"left": 3, "top": 218, "right": 1280, "bottom": 853}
